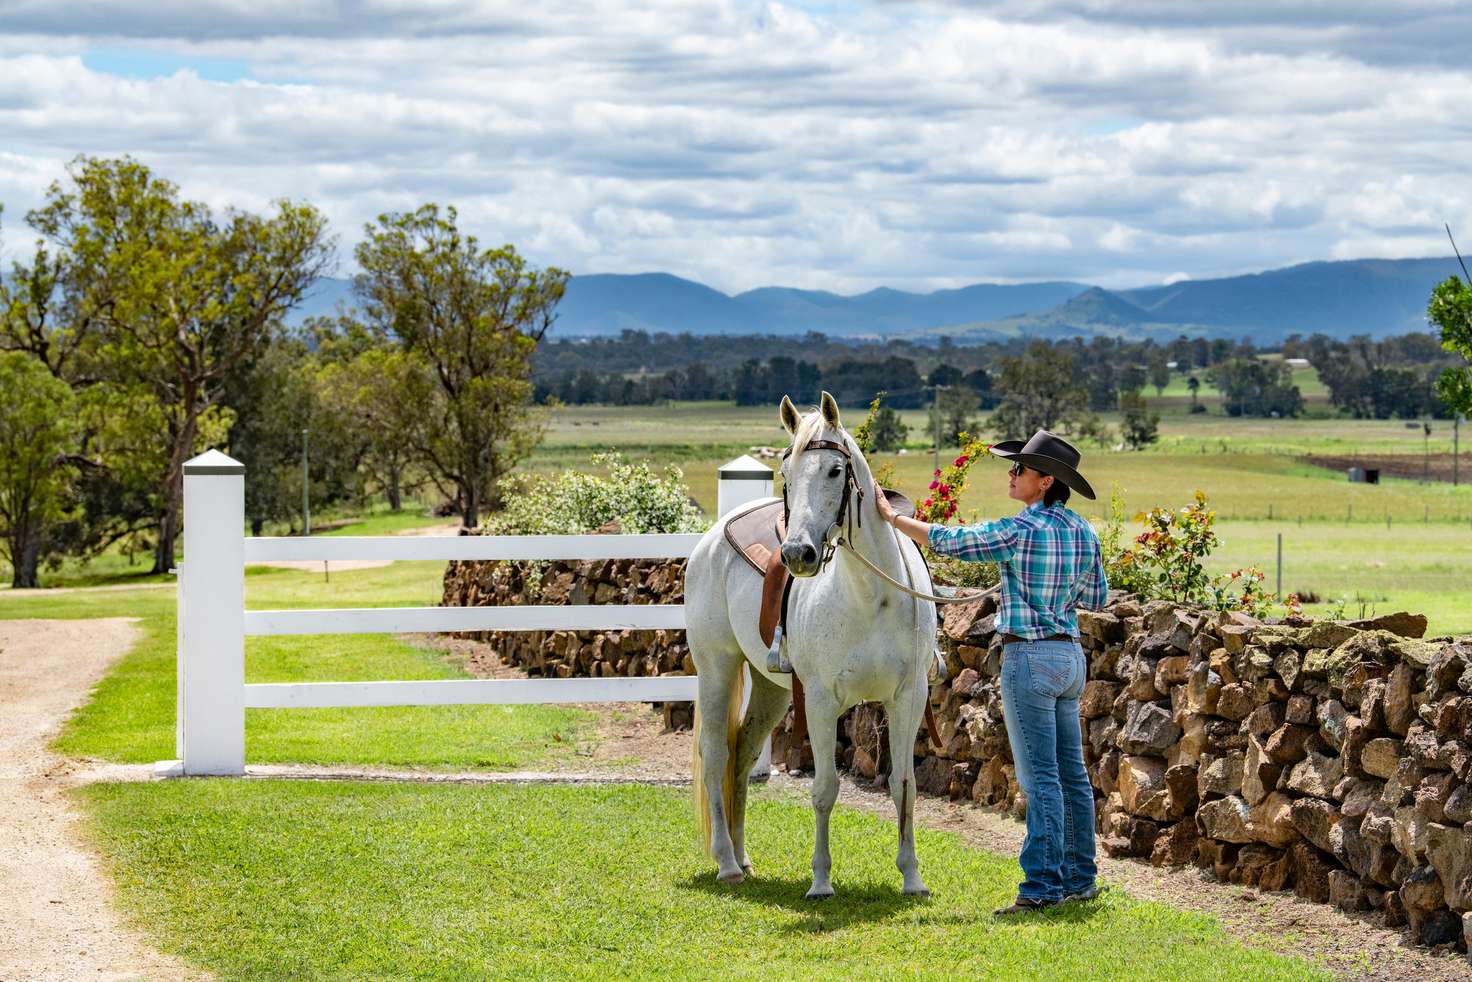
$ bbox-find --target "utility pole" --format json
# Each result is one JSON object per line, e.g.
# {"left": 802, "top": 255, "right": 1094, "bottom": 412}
{"left": 1424, "top": 421, "right": 1432, "bottom": 484}
{"left": 301, "top": 428, "right": 310, "bottom": 536}
{"left": 1455, "top": 414, "right": 1462, "bottom": 487}
{"left": 929, "top": 385, "right": 942, "bottom": 474}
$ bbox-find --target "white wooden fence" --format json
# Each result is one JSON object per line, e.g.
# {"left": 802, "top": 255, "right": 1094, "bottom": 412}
{"left": 164, "top": 449, "right": 774, "bottom": 776}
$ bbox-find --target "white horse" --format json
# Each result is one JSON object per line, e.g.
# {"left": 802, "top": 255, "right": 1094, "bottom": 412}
{"left": 686, "top": 391, "right": 937, "bottom": 898}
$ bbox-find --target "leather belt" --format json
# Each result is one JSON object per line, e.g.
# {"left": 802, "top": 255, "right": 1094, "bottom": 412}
{"left": 999, "top": 633, "right": 1076, "bottom": 645}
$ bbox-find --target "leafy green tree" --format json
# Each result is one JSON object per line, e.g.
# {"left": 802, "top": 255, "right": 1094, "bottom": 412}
{"left": 931, "top": 385, "right": 978, "bottom": 445}
{"left": 988, "top": 341, "right": 1089, "bottom": 437}
{"left": 1148, "top": 350, "right": 1170, "bottom": 395}
{"left": 1428, "top": 275, "right": 1472, "bottom": 416}
{"left": 353, "top": 205, "right": 568, "bottom": 527}
{"left": 316, "top": 344, "right": 425, "bottom": 513}
{"left": 19, "top": 156, "right": 333, "bottom": 570}
{"left": 1119, "top": 390, "right": 1160, "bottom": 450}
{"left": 1186, "top": 375, "right": 1202, "bottom": 413}
{"left": 1206, "top": 357, "right": 1303, "bottom": 418}
{"left": 0, "top": 353, "right": 78, "bottom": 586}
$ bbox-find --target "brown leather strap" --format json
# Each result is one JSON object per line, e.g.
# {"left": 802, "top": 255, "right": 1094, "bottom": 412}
{"left": 791, "top": 674, "right": 808, "bottom": 748}
{"left": 999, "top": 632, "right": 1075, "bottom": 645}
{"left": 780, "top": 439, "right": 851, "bottom": 460}
{"left": 923, "top": 701, "right": 943, "bottom": 752}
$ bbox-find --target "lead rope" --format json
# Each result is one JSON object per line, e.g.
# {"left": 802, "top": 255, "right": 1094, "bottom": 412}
{"left": 836, "top": 533, "right": 1000, "bottom": 605}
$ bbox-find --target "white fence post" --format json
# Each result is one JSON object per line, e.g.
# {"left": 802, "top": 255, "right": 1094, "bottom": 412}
{"left": 718, "top": 455, "right": 775, "bottom": 780}
{"left": 177, "top": 449, "right": 246, "bottom": 776}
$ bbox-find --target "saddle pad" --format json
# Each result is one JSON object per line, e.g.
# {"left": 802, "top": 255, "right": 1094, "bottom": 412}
{"left": 722, "top": 490, "right": 917, "bottom": 576}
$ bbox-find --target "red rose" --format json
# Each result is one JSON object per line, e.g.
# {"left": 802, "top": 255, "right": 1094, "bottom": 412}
{"left": 928, "top": 480, "right": 939, "bottom": 490}
{"left": 953, "top": 455, "right": 968, "bottom": 467}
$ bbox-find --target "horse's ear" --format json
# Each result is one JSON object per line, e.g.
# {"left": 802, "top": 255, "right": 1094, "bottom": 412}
{"left": 779, "top": 395, "right": 801, "bottom": 434}
{"left": 819, "top": 390, "right": 841, "bottom": 429}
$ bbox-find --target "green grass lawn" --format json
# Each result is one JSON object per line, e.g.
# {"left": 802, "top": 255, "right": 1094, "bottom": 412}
{"left": 0, "top": 561, "right": 594, "bottom": 770}
{"left": 78, "top": 779, "right": 1325, "bottom": 981}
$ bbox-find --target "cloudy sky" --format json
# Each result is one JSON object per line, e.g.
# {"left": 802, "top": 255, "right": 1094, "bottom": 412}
{"left": 1, "top": 1, "right": 1469, "bottom": 293}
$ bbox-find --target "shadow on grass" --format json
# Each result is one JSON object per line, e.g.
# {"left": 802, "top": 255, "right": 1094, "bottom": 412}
{"left": 679, "top": 869, "right": 1113, "bottom": 936}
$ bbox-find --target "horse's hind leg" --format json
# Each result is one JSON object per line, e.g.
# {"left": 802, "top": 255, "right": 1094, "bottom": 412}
{"left": 695, "top": 653, "right": 746, "bottom": 884}
{"left": 885, "top": 683, "right": 930, "bottom": 897}
{"left": 729, "top": 670, "right": 792, "bottom": 875}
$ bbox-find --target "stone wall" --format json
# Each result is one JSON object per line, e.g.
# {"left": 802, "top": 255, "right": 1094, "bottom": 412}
{"left": 773, "top": 592, "right": 1472, "bottom": 952}
{"left": 440, "top": 552, "right": 695, "bottom": 728}
{"left": 443, "top": 552, "right": 1471, "bottom": 952}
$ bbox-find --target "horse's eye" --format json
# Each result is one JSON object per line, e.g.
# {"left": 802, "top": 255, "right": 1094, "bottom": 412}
{"left": 828, "top": 467, "right": 842, "bottom": 478}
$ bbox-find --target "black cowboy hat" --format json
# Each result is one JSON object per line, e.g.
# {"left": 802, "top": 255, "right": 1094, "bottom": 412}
{"left": 988, "top": 429, "right": 1096, "bottom": 500}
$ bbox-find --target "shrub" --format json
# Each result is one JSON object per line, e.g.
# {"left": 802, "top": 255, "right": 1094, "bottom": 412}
{"left": 1106, "top": 489, "right": 1282, "bottom": 615}
{"left": 488, "top": 453, "right": 706, "bottom": 536}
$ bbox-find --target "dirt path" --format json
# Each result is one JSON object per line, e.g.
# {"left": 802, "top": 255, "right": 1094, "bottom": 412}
{"left": 0, "top": 618, "right": 197, "bottom": 982}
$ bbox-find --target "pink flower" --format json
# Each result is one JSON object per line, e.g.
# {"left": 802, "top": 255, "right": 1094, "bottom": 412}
{"left": 923, "top": 498, "right": 933, "bottom": 507}
{"left": 953, "top": 455, "right": 968, "bottom": 467}
{"left": 938, "top": 483, "right": 952, "bottom": 496}
{"left": 928, "top": 480, "right": 939, "bottom": 490}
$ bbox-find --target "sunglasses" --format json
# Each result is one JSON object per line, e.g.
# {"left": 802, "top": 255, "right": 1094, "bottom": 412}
{"left": 1008, "top": 463, "right": 1029, "bottom": 477}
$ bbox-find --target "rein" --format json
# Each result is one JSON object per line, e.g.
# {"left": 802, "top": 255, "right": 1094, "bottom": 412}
{"left": 781, "top": 436, "right": 997, "bottom": 605}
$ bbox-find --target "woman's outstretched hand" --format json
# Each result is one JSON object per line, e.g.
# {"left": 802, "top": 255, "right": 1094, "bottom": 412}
{"left": 873, "top": 479, "right": 896, "bottom": 525}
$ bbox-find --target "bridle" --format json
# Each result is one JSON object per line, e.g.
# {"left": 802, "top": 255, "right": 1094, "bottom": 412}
{"left": 779, "top": 433, "right": 1001, "bottom": 606}
{"left": 780, "top": 438, "right": 864, "bottom": 571}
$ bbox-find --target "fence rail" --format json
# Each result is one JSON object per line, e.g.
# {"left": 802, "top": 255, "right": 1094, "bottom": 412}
{"left": 242, "top": 532, "right": 703, "bottom": 563}
{"left": 168, "top": 449, "right": 774, "bottom": 776}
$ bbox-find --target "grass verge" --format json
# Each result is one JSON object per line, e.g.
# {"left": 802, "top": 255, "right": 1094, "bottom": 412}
{"left": 78, "top": 779, "right": 1325, "bottom": 980}
{"left": 6, "top": 562, "right": 594, "bottom": 770}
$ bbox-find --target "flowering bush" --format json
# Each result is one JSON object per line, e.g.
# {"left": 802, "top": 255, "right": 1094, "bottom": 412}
{"left": 916, "top": 436, "right": 990, "bottom": 524}
{"left": 488, "top": 453, "right": 706, "bottom": 536}
{"left": 1108, "top": 489, "right": 1286, "bottom": 614}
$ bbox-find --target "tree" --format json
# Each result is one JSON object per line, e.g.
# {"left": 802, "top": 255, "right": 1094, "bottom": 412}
{"left": 19, "top": 157, "right": 333, "bottom": 571}
{"left": 1148, "top": 350, "right": 1170, "bottom": 395}
{"left": 1428, "top": 275, "right": 1472, "bottom": 417}
{"left": 353, "top": 204, "right": 568, "bottom": 527}
{"left": 1119, "top": 390, "right": 1160, "bottom": 450}
{"left": 0, "top": 353, "right": 78, "bottom": 586}
{"left": 316, "top": 343, "right": 425, "bottom": 514}
{"left": 988, "top": 341, "right": 1089, "bottom": 437}
{"left": 1206, "top": 358, "right": 1303, "bottom": 418}
{"left": 1186, "top": 375, "right": 1202, "bottom": 413}
{"left": 931, "top": 385, "right": 978, "bottom": 446}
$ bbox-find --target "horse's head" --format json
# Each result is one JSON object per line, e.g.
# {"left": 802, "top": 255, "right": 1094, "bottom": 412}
{"left": 777, "top": 390, "right": 866, "bottom": 577}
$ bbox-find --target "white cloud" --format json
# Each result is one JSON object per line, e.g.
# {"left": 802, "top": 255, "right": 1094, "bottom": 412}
{"left": 0, "top": 1, "right": 1469, "bottom": 293}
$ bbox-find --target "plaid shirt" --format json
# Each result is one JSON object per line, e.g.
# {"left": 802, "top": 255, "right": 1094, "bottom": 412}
{"left": 927, "top": 501, "right": 1109, "bottom": 640}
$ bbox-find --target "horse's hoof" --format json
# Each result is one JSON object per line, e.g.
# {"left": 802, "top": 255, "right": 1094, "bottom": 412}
{"left": 905, "top": 886, "right": 931, "bottom": 899}
{"left": 717, "top": 868, "right": 745, "bottom": 885}
{"left": 742, "top": 862, "right": 755, "bottom": 876}
{"left": 805, "top": 886, "right": 834, "bottom": 901}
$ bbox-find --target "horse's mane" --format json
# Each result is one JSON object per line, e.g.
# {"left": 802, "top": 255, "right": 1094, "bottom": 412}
{"left": 788, "top": 410, "right": 830, "bottom": 463}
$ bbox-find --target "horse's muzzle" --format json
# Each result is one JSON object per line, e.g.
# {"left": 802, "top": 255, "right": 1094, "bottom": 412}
{"left": 780, "top": 539, "right": 821, "bottom": 577}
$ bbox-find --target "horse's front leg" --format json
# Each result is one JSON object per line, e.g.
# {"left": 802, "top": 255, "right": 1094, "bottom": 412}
{"left": 729, "top": 671, "right": 791, "bottom": 876}
{"left": 886, "top": 681, "right": 930, "bottom": 897}
{"left": 805, "top": 688, "right": 841, "bottom": 900}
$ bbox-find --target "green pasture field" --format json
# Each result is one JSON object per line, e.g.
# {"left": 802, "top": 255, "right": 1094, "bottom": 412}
{"left": 78, "top": 779, "right": 1324, "bottom": 980}
{"left": 0, "top": 561, "right": 594, "bottom": 770}
{"left": 532, "top": 402, "right": 1472, "bottom": 636}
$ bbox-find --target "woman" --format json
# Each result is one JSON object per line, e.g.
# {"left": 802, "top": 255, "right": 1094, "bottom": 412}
{"left": 876, "top": 429, "right": 1109, "bottom": 916}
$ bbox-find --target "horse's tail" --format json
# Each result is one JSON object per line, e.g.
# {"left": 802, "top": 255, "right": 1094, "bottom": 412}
{"left": 693, "top": 661, "right": 745, "bottom": 856}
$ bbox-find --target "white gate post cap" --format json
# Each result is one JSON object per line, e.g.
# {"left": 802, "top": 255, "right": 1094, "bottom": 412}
{"left": 718, "top": 455, "right": 772, "bottom": 482}
{"left": 183, "top": 449, "right": 245, "bottom": 475}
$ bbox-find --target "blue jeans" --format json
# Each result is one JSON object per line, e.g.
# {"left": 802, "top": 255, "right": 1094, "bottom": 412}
{"left": 999, "top": 639, "right": 1096, "bottom": 902}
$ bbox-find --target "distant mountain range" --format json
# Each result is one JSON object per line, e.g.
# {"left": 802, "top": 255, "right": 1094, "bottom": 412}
{"left": 290, "top": 256, "right": 1461, "bottom": 342}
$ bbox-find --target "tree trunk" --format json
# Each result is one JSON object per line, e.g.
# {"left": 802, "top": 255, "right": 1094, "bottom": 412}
{"left": 461, "top": 483, "right": 478, "bottom": 530}
{"left": 153, "top": 415, "right": 197, "bottom": 574}
{"left": 10, "top": 526, "right": 41, "bottom": 588}
{"left": 387, "top": 467, "right": 402, "bottom": 512}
